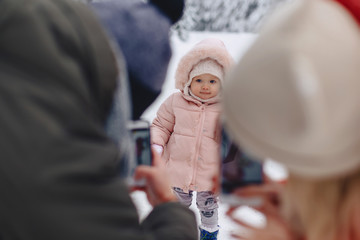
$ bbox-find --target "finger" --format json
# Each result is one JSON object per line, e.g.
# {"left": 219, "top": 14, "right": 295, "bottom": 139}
{"left": 229, "top": 217, "right": 259, "bottom": 231}
{"left": 230, "top": 233, "right": 250, "bottom": 240}
{"left": 251, "top": 201, "right": 280, "bottom": 217}
{"left": 226, "top": 197, "right": 280, "bottom": 221}
{"left": 233, "top": 184, "right": 281, "bottom": 196}
{"left": 232, "top": 185, "right": 282, "bottom": 207}
{"left": 134, "top": 165, "right": 154, "bottom": 181}
{"left": 226, "top": 207, "right": 259, "bottom": 231}
{"left": 226, "top": 206, "right": 239, "bottom": 215}
{"left": 151, "top": 146, "right": 164, "bottom": 167}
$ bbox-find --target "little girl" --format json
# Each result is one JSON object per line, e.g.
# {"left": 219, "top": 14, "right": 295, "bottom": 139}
{"left": 151, "top": 38, "right": 233, "bottom": 240}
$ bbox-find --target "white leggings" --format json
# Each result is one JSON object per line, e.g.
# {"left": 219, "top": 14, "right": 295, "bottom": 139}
{"left": 173, "top": 187, "right": 219, "bottom": 230}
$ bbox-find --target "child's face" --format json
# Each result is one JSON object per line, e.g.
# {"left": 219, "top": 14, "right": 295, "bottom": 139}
{"left": 190, "top": 73, "right": 221, "bottom": 100}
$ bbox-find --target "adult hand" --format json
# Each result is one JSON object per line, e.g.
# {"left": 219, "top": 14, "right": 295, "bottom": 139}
{"left": 226, "top": 181, "right": 298, "bottom": 240}
{"left": 133, "top": 147, "right": 177, "bottom": 206}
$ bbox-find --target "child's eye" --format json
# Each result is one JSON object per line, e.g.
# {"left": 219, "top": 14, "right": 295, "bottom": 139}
{"left": 210, "top": 80, "right": 217, "bottom": 84}
{"left": 196, "top": 79, "right": 202, "bottom": 83}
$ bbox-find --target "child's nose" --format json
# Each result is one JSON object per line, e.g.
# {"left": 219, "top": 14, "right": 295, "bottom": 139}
{"left": 202, "top": 84, "right": 209, "bottom": 90}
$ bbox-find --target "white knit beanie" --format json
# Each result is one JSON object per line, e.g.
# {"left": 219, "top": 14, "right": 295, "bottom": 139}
{"left": 223, "top": 0, "right": 360, "bottom": 179}
{"left": 183, "top": 59, "right": 224, "bottom": 99}
{"left": 189, "top": 59, "right": 224, "bottom": 83}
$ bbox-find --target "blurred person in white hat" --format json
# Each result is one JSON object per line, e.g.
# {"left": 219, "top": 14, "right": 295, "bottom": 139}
{"left": 222, "top": 0, "right": 360, "bottom": 239}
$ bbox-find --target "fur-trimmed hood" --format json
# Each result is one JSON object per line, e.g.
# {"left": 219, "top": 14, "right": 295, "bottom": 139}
{"left": 175, "top": 38, "right": 234, "bottom": 91}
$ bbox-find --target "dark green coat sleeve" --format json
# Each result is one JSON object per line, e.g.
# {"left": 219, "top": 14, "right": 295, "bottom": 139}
{"left": 0, "top": 0, "right": 198, "bottom": 239}
{"left": 142, "top": 202, "right": 198, "bottom": 240}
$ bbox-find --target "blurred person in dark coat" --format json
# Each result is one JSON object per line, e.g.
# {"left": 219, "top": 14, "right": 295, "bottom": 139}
{"left": 91, "top": 0, "right": 185, "bottom": 120}
{"left": 0, "top": 0, "right": 197, "bottom": 239}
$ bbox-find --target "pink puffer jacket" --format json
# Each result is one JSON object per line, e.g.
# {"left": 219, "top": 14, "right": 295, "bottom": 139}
{"left": 151, "top": 38, "right": 233, "bottom": 192}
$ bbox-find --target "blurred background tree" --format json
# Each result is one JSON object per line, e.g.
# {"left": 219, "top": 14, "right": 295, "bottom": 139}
{"left": 86, "top": 0, "right": 293, "bottom": 40}
{"left": 172, "top": 0, "right": 292, "bottom": 40}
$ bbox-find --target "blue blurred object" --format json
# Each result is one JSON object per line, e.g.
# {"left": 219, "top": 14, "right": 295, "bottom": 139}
{"left": 91, "top": 0, "right": 184, "bottom": 119}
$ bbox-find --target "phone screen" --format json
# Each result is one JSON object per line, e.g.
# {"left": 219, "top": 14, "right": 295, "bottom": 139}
{"left": 130, "top": 127, "right": 152, "bottom": 167}
{"left": 220, "top": 130, "right": 263, "bottom": 205}
{"left": 125, "top": 120, "right": 152, "bottom": 186}
{"left": 221, "top": 147, "right": 263, "bottom": 194}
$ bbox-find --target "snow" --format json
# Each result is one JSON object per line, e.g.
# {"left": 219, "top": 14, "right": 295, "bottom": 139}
{"left": 132, "top": 31, "right": 288, "bottom": 239}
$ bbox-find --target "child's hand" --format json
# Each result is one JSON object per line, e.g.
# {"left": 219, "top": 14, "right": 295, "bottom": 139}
{"left": 133, "top": 146, "right": 177, "bottom": 206}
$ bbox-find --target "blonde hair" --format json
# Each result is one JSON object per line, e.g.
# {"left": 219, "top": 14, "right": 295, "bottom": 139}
{"left": 282, "top": 170, "right": 360, "bottom": 240}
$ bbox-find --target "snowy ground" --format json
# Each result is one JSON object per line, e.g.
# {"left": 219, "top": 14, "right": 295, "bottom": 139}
{"left": 133, "top": 31, "right": 288, "bottom": 239}
{"left": 131, "top": 190, "right": 253, "bottom": 239}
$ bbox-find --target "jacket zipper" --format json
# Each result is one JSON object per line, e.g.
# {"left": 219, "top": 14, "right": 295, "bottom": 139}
{"left": 190, "top": 105, "right": 206, "bottom": 189}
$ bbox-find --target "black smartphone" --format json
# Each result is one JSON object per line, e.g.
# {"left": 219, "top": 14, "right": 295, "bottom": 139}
{"left": 220, "top": 130, "right": 263, "bottom": 206}
{"left": 125, "top": 120, "right": 152, "bottom": 186}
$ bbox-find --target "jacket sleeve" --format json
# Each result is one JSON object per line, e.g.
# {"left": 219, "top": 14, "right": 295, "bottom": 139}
{"left": 141, "top": 202, "right": 198, "bottom": 240}
{"left": 0, "top": 1, "right": 198, "bottom": 240}
{"left": 151, "top": 94, "right": 176, "bottom": 146}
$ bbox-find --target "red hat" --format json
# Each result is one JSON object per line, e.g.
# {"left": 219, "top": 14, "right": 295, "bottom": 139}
{"left": 333, "top": 0, "right": 360, "bottom": 25}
